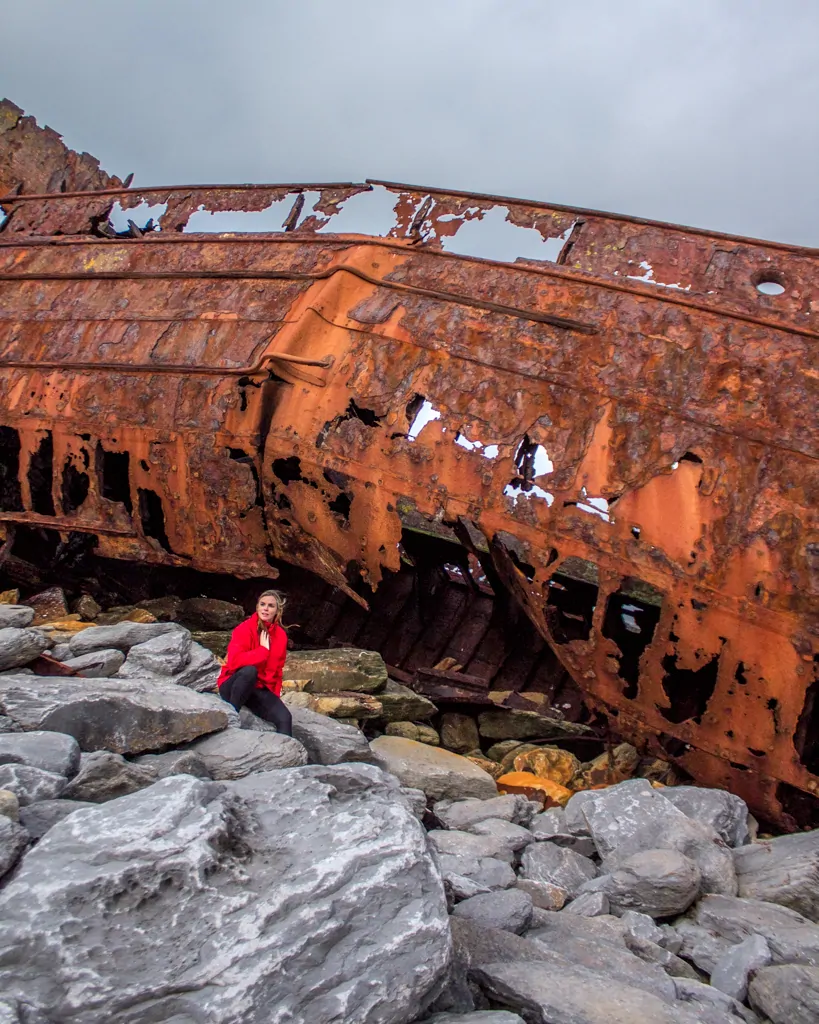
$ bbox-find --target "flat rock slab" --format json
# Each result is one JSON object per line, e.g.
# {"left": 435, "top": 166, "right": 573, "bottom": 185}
{"left": 289, "top": 705, "right": 376, "bottom": 765}
{"left": 434, "top": 795, "right": 534, "bottom": 831}
{"left": 429, "top": 829, "right": 515, "bottom": 865}
{"left": 68, "top": 621, "right": 181, "bottom": 657}
{"left": 734, "top": 829, "right": 819, "bottom": 922}
{"left": 0, "top": 607, "right": 34, "bottom": 629}
{"left": 189, "top": 728, "right": 308, "bottom": 779}
{"left": 371, "top": 736, "right": 497, "bottom": 802}
{"left": 60, "top": 649, "right": 125, "bottom": 678}
{"left": 519, "top": 841, "right": 597, "bottom": 896}
{"left": 452, "top": 889, "right": 533, "bottom": 934}
{"left": 0, "top": 674, "right": 228, "bottom": 754}
{"left": 0, "top": 731, "right": 80, "bottom": 777}
{"left": 582, "top": 849, "right": 701, "bottom": 918}
{"left": 377, "top": 680, "right": 437, "bottom": 721}
{"left": 690, "top": 893, "right": 819, "bottom": 966}
{"left": 285, "top": 647, "right": 388, "bottom": 693}
{"left": 477, "top": 708, "right": 589, "bottom": 741}
{"left": 0, "top": 764, "right": 451, "bottom": 1023}
{"left": 0, "top": 628, "right": 49, "bottom": 672}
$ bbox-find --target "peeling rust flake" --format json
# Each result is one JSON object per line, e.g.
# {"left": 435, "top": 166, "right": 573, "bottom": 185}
{"left": 1, "top": 102, "right": 818, "bottom": 828}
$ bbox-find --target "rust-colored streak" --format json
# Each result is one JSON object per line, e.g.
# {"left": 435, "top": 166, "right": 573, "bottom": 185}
{"left": 1, "top": 160, "right": 818, "bottom": 825}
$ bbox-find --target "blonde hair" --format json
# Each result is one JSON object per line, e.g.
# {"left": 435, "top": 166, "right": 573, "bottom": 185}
{"left": 256, "top": 589, "right": 286, "bottom": 633}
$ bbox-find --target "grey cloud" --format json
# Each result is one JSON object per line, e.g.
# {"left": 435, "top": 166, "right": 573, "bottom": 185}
{"left": 2, "top": 0, "right": 818, "bottom": 243}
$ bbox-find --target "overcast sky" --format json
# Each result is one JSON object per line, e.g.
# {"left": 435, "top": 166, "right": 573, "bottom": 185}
{"left": 3, "top": 1, "right": 818, "bottom": 245}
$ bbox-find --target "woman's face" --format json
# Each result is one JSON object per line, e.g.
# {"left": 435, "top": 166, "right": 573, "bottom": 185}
{"left": 256, "top": 595, "right": 279, "bottom": 624}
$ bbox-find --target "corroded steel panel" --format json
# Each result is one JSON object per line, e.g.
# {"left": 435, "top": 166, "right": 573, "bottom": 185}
{"left": 1, "top": 172, "right": 818, "bottom": 826}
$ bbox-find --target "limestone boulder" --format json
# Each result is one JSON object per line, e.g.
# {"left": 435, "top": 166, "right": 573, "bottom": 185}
{"left": 0, "top": 731, "right": 80, "bottom": 777}
{"left": 0, "top": 816, "right": 28, "bottom": 880}
{"left": 581, "top": 849, "right": 702, "bottom": 918}
{"left": 377, "top": 680, "right": 437, "bottom": 721}
{"left": 285, "top": 647, "right": 387, "bottom": 693}
{"left": 710, "top": 933, "right": 771, "bottom": 1002}
{"left": 0, "top": 674, "right": 228, "bottom": 754}
{"left": 433, "top": 794, "right": 536, "bottom": 831}
{"left": 288, "top": 705, "right": 375, "bottom": 765}
{"left": 0, "top": 766, "right": 451, "bottom": 1023}
{"left": 370, "top": 735, "right": 497, "bottom": 802}
{"left": 189, "top": 727, "right": 308, "bottom": 779}
{"left": 519, "top": 840, "right": 597, "bottom": 896}
{"left": 386, "top": 721, "right": 441, "bottom": 745}
{"left": 121, "top": 630, "right": 192, "bottom": 676}
{"left": 18, "top": 799, "right": 95, "bottom": 839}
{"left": 733, "top": 829, "right": 819, "bottom": 922}
{"left": 0, "top": 628, "right": 49, "bottom": 671}
{"left": 428, "top": 829, "right": 515, "bottom": 865}
{"left": 440, "top": 713, "right": 481, "bottom": 753}
{"left": 176, "top": 597, "right": 244, "bottom": 631}
{"left": 0, "top": 764, "right": 66, "bottom": 805}
{"left": 477, "top": 708, "right": 589, "bottom": 741}
{"left": 748, "top": 964, "right": 819, "bottom": 1024}
{"left": 662, "top": 786, "right": 751, "bottom": 847}
{"left": 438, "top": 853, "right": 516, "bottom": 900}
{"left": 688, "top": 893, "right": 819, "bottom": 966}
{"left": 452, "top": 889, "right": 533, "bottom": 934}
{"left": 0, "top": 606, "right": 34, "bottom": 629}
{"left": 60, "top": 649, "right": 125, "bottom": 677}
{"left": 468, "top": 817, "right": 535, "bottom": 855}
{"left": 68, "top": 621, "right": 180, "bottom": 657}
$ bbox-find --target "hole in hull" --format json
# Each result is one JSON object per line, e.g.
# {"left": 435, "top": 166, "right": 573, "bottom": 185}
{"left": 659, "top": 643, "right": 723, "bottom": 724}
{"left": 97, "top": 445, "right": 132, "bottom": 515}
{"left": 138, "top": 488, "right": 173, "bottom": 553}
{"left": 29, "top": 432, "right": 55, "bottom": 516}
{"left": 602, "top": 581, "right": 663, "bottom": 699}
{"left": 0, "top": 426, "right": 24, "bottom": 513}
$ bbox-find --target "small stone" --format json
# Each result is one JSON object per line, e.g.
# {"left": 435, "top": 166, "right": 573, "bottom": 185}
{"left": 121, "top": 630, "right": 192, "bottom": 676}
{"left": 486, "top": 740, "right": 528, "bottom": 763}
{"left": 25, "top": 587, "right": 68, "bottom": 626}
{"left": 0, "top": 628, "right": 50, "bottom": 671}
{"left": 0, "top": 816, "right": 28, "bottom": 880}
{"left": 512, "top": 746, "right": 580, "bottom": 786}
{"left": 370, "top": 736, "right": 497, "bottom": 802}
{"left": 710, "top": 933, "right": 771, "bottom": 1002}
{"left": 662, "top": 786, "right": 751, "bottom": 847}
{"left": 18, "top": 799, "right": 95, "bottom": 839}
{"left": 583, "top": 848, "right": 701, "bottom": 918}
{"left": 386, "top": 721, "right": 440, "bottom": 745}
{"left": 61, "top": 648, "right": 125, "bottom": 678}
{"left": 285, "top": 648, "right": 387, "bottom": 693}
{"left": 0, "top": 789, "right": 19, "bottom": 821}
{"left": 376, "top": 680, "right": 437, "bottom": 721}
{"left": 467, "top": 755, "right": 506, "bottom": 780}
{"left": 433, "top": 795, "right": 535, "bottom": 831}
{"left": 0, "top": 764, "right": 66, "bottom": 805}
{"left": 496, "top": 771, "right": 573, "bottom": 808}
{"left": 749, "top": 964, "right": 819, "bottom": 1024}
{"left": 428, "top": 829, "right": 514, "bottom": 865}
{"left": 515, "top": 879, "right": 567, "bottom": 910}
{"left": 62, "top": 751, "right": 155, "bottom": 802}
{"left": 134, "top": 750, "right": 211, "bottom": 779}
{"left": 0, "top": 606, "right": 34, "bottom": 629}
{"left": 71, "top": 594, "right": 101, "bottom": 621}
{"left": 50, "top": 643, "right": 71, "bottom": 661}
{"left": 620, "top": 910, "right": 665, "bottom": 946}
{"left": 438, "top": 854, "right": 516, "bottom": 899}
{"left": 136, "top": 596, "right": 183, "bottom": 621}
{"left": 288, "top": 705, "right": 375, "bottom": 765}
{"left": 477, "top": 708, "right": 590, "bottom": 741}
{"left": 468, "top": 818, "right": 535, "bottom": 854}
{"left": 562, "top": 891, "right": 609, "bottom": 917}
{"left": 311, "top": 692, "right": 384, "bottom": 719}
{"left": 519, "top": 841, "right": 597, "bottom": 896}
{"left": 674, "top": 977, "right": 763, "bottom": 1024}
{"left": 452, "top": 889, "right": 533, "bottom": 934}
{"left": 0, "top": 590, "right": 20, "bottom": 604}
{"left": 622, "top": 933, "right": 700, "bottom": 982}
{"left": 440, "top": 713, "right": 480, "bottom": 754}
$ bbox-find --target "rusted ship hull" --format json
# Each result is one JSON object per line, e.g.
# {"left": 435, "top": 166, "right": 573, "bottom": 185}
{"left": 1, "top": 160, "right": 818, "bottom": 825}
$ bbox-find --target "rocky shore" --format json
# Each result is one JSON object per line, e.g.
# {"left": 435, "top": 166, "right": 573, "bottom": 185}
{"left": 1, "top": 590, "right": 818, "bottom": 1023}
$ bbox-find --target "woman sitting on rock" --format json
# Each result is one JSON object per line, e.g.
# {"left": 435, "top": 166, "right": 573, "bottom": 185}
{"left": 217, "top": 589, "right": 292, "bottom": 736}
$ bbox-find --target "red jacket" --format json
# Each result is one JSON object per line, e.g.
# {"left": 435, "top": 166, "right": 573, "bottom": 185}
{"left": 217, "top": 615, "right": 288, "bottom": 696}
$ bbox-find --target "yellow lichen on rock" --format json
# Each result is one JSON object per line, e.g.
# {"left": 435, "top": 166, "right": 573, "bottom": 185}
{"left": 513, "top": 746, "right": 581, "bottom": 786}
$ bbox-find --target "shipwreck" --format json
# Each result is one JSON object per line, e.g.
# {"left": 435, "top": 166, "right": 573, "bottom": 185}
{"left": 0, "top": 99, "right": 817, "bottom": 828}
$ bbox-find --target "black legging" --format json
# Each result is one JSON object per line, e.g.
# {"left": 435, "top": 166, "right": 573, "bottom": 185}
{"left": 219, "top": 665, "right": 293, "bottom": 736}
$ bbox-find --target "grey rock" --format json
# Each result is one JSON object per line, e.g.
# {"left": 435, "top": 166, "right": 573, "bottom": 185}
{"left": 0, "top": 999, "right": 21, "bottom": 1024}
{"left": 0, "top": 764, "right": 451, "bottom": 1023}
{"left": 563, "top": 891, "right": 610, "bottom": 917}
{"left": 0, "top": 789, "right": 18, "bottom": 821}
{"left": 62, "top": 752, "right": 155, "bottom": 802}
{"left": 519, "top": 840, "right": 597, "bottom": 896}
{"left": 0, "top": 607, "right": 34, "bottom": 629}
{"left": 18, "top": 799, "right": 95, "bottom": 839}
{"left": 749, "top": 964, "right": 819, "bottom": 1024}
{"left": 189, "top": 727, "right": 308, "bottom": 779}
{"left": 530, "top": 807, "right": 570, "bottom": 838}
{"left": 0, "top": 764, "right": 66, "bottom": 805}
{"left": 176, "top": 597, "right": 244, "bottom": 632}
{"left": 0, "top": 716, "right": 20, "bottom": 733}
{"left": 418, "top": 1014, "right": 524, "bottom": 1024}
{"left": 377, "top": 679, "right": 437, "bottom": 721}
{"left": 580, "top": 779, "right": 737, "bottom": 897}
{"left": 674, "top": 919, "right": 737, "bottom": 974}
{"left": 621, "top": 910, "right": 666, "bottom": 945}
{"left": 438, "top": 854, "right": 516, "bottom": 899}
{"left": 452, "top": 889, "right": 534, "bottom": 934}
{"left": 123, "top": 630, "right": 192, "bottom": 676}
{"left": 623, "top": 933, "right": 700, "bottom": 980}
{"left": 734, "top": 829, "right": 819, "bottom": 922}
{"left": 468, "top": 817, "right": 535, "bottom": 854}
{"left": 662, "top": 786, "right": 751, "bottom": 847}
{"left": 285, "top": 647, "right": 388, "bottom": 693}
{"left": 400, "top": 786, "right": 428, "bottom": 819}
{"left": 50, "top": 643, "right": 72, "bottom": 661}
{"left": 473, "top": 961, "right": 701, "bottom": 1024}
{"left": 68, "top": 621, "right": 180, "bottom": 656}
{"left": 659, "top": 924, "right": 684, "bottom": 955}
{"left": 172, "top": 641, "right": 220, "bottom": 692}
{"left": 515, "top": 878, "right": 568, "bottom": 910}
{"left": 370, "top": 736, "right": 497, "bottom": 802}
{"left": 238, "top": 707, "right": 278, "bottom": 732}
{"left": 434, "top": 795, "right": 535, "bottom": 830}
{"left": 134, "top": 750, "right": 211, "bottom": 779}
{"left": 711, "top": 934, "right": 772, "bottom": 1002}
{"left": 0, "top": 731, "right": 80, "bottom": 777}
{"left": 288, "top": 704, "right": 376, "bottom": 765}
{"left": 453, "top": 916, "right": 677, "bottom": 1003}
{"left": 429, "top": 829, "right": 515, "bottom": 865}
{"left": 477, "top": 708, "right": 589, "bottom": 741}
{"left": 0, "top": 628, "right": 49, "bottom": 671}
{"left": 0, "top": 817, "right": 28, "bottom": 879}
{"left": 583, "top": 849, "right": 702, "bottom": 918}
{"left": 0, "top": 674, "right": 228, "bottom": 753}
{"left": 690, "top": 894, "right": 819, "bottom": 966}
{"left": 61, "top": 649, "right": 125, "bottom": 678}
{"left": 674, "top": 978, "right": 762, "bottom": 1024}
{"left": 564, "top": 790, "right": 598, "bottom": 835}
